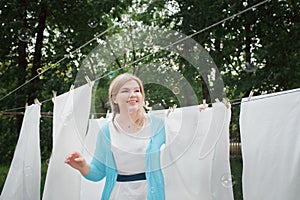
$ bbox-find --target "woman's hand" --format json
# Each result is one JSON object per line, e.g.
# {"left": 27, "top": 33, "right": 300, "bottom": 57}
{"left": 64, "top": 151, "right": 90, "bottom": 175}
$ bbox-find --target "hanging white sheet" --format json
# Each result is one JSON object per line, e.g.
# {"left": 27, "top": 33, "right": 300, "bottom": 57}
{"left": 80, "top": 118, "right": 107, "bottom": 200}
{"left": 0, "top": 104, "right": 41, "bottom": 200}
{"left": 42, "top": 83, "right": 93, "bottom": 200}
{"left": 240, "top": 88, "right": 300, "bottom": 200}
{"left": 42, "top": 97, "right": 233, "bottom": 200}
{"left": 157, "top": 103, "right": 234, "bottom": 200}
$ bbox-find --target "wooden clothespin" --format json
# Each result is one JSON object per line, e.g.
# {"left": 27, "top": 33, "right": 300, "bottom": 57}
{"left": 167, "top": 107, "right": 172, "bottom": 117}
{"left": 248, "top": 90, "right": 254, "bottom": 101}
{"left": 203, "top": 99, "right": 207, "bottom": 107}
{"left": 52, "top": 91, "right": 57, "bottom": 103}
{"left": 215, "top": 98, "right": 221, "bottom": 103}
{"left": 34, "top": 98, "right": 40, "bottom": 104}
{"left": 222, "top": 98, "right": 230, "bottom": 109}
{"left": 106, "top": 110, "right": 110, "bottom": 119}
{"left": 90, "top": 114, "right": 95, "bottom": 119}
{"left": 167, "top": 104, "right": 177, "bottom": 117}
{"left": 84, "top": 75, "right": 91, "bottom": 87}
{"left": 25, "top": 102, "right": 28, "bottom": 109}
{"left": 69, "top": 84, "right": 75, "bottom": 91}
{"left": 172, "top": 104, "right": 177, "bottom": 111}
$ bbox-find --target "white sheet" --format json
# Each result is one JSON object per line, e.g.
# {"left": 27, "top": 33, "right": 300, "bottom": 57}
{"left": 0, "top": 104, "right": 41, "bottom": 200}
{"left": 42, "top": 83, "right": 93, "bottom": 200}
{"left": 240, "top": 88, "right": 300, "bottom": 200}
{"left": 158, "top": 103, "right": 234, "bottom": 200}
{"left": 42, "top": 97, "right": 233, "bottom": 200}
{"left": 80, "top": 118, "right": 106, "bottom": 200}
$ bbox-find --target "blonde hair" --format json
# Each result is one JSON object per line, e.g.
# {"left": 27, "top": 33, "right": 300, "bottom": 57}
{"left": 109, "top": 73, "right": 147, "bottom": 129}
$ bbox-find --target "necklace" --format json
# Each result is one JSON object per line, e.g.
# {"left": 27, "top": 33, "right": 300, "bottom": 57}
{"left": 115, "top": 117, "right": 145, "bottom": 134}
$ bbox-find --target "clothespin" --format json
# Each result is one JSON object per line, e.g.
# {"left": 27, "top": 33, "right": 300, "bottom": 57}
{"left": 34, "top": 98, "right": 40, "bottom": 104}
{"left": 25, "top": 102, "right": 28, "bottom": 109}
{"left": 106, "top": 110, "right": 110, "bottom": 119}
{"left": 52, "top": 91, "right": 57, "bottom": 103}
{"left": 215, "top": 98, "right": 220, "bottom": 103}
{"left": 199, "top": 99, "right": 207, "bottom": 112}
{"left": 222, "top": 98, "right": 230, "bottom": 109}
{"left": 167, "top": 107, "right": 172, "bottom": 117}
{"left": 248, "top": 90, "right": 254, "bottom": 101}
{"left": 172, "top": 104, "right": 177, "bottom": 111}
{"left": 167, "top": 104, "right": 177, "bottom": 117}
{"left": 84, "top": 75, "right": 91, "bottom": 87}
{"left": 69, "top": 84, "right": 75, "bottom": 91}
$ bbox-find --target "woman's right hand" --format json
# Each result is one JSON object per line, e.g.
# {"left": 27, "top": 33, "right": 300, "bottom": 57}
{"left": 65, "top": 151, "right": 90, "bottom": 175}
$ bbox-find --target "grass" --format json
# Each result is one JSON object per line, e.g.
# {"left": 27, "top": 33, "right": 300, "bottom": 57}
{"left": 1, "top": 158, "right": 243, "bottom": 199}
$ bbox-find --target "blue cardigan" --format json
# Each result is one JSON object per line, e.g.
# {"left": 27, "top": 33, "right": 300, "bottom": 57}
{"left": 84, "top": 115, "right": 166, "bottom": 200}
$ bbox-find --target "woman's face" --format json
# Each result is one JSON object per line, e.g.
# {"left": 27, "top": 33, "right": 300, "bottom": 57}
{"left": 114, "top": 80, "right": 144, "bottom": 115}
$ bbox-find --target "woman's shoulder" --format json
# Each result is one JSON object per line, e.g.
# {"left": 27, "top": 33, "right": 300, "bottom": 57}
{"left": 98, "top": 121, "right": 112, "bottom": 138}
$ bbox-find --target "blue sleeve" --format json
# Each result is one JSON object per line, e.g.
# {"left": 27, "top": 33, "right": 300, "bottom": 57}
{"left": 84, "top": 157, "right": 106, "bottom": 181}
{"left": 83, "top": 125, "right": 110, "bottom": 181}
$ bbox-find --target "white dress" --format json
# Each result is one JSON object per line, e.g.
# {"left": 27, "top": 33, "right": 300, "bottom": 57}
{"left": 109, "top": 118, "right": 151, "bottom": 200}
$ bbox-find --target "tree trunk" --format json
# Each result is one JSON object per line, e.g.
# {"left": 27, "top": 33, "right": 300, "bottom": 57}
{"left": 245, "top": 23, "right": 251, "bottom": 64}
{"left": 16, "top": 1, "right": 29, "bottom": 133}
{"left": 28, "top": 1, "right": 47, "bottom": 104}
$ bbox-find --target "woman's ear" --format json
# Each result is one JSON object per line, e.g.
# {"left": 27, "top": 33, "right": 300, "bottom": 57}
{"left": 112, "top": 96, "right": 118, "bottom": 104}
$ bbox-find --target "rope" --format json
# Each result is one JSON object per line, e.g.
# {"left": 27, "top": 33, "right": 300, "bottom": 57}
{"left": 0, "top": 0, "right": 272, "bottom": 112}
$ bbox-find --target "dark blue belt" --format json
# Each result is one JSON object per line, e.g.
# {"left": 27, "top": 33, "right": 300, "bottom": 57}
{"left": 117, "top": 172, "right": 146, "bottom": 182}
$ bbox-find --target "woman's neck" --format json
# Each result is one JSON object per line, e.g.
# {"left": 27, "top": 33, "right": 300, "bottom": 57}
{"left": 118, "top": 112, "right": 137, "bottom": 124}
{"left": 116, "top": 112, "right": 144, "bottom": 133}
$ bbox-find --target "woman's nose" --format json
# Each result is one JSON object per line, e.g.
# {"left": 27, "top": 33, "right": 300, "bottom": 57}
{"left": 129, "top": 90, "right": 135, "bottom": 97}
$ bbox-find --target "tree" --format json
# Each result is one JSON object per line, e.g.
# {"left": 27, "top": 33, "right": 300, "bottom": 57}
{"left": 0, "top": 0, "right": 133, "bottom": 164}
{"left": 137, "top": 0, "right": 299, "bottom": 138}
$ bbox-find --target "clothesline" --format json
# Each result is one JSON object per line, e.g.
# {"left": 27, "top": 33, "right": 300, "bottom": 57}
{"left": 1, "top": 86, "right": 299, "bottom": 117}
{"left": 0, "top": 0, "right": 271, "bottom": 109}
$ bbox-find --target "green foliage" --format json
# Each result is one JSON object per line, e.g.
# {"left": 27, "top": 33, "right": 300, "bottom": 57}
{"left": 141, "top": 0, "right": 300, "bottom": 139}
{"left": 230, "top": 157, "right": 243, "bottom": 200}
{"left": 0, "top": 3, "right": 299, "bottom": 199}
{"left": 0, "top": 116, "right": 19, "bottom": 165}
{"left": 0, "top": 0, "right": 133, "bottom": 164}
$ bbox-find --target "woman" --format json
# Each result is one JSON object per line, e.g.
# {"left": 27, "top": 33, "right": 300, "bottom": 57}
{"left": 65, "top": 73, "right": 166, "bottom": 200}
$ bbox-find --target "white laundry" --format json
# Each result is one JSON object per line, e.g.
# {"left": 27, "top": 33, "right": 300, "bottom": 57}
{"left": 78, "top": 104, "right": 234, "bottom": 200}
{"left": 240, "top": 88, "right": 300, "bottom": 200}
{"left": 157, "top": 103, "right": 234, "bottom": 200}
{"left": 0, "top": 104, "right": 41, "bottom": 200}
{"left": 80, "top": 118, "right": 106, "bottom": 200}
{"left": 42, "top": 83, "right": 93, "bottom": 200}
{"left": 42, "top": 92, "right": 233, "bottom": 200}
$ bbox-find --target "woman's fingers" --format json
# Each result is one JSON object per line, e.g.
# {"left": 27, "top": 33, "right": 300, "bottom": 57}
{"left": 64, "top": 152, "right": 87, "bottom": 172}
{"left": 65, "top": 152, "right": 81, "bottom": 163}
